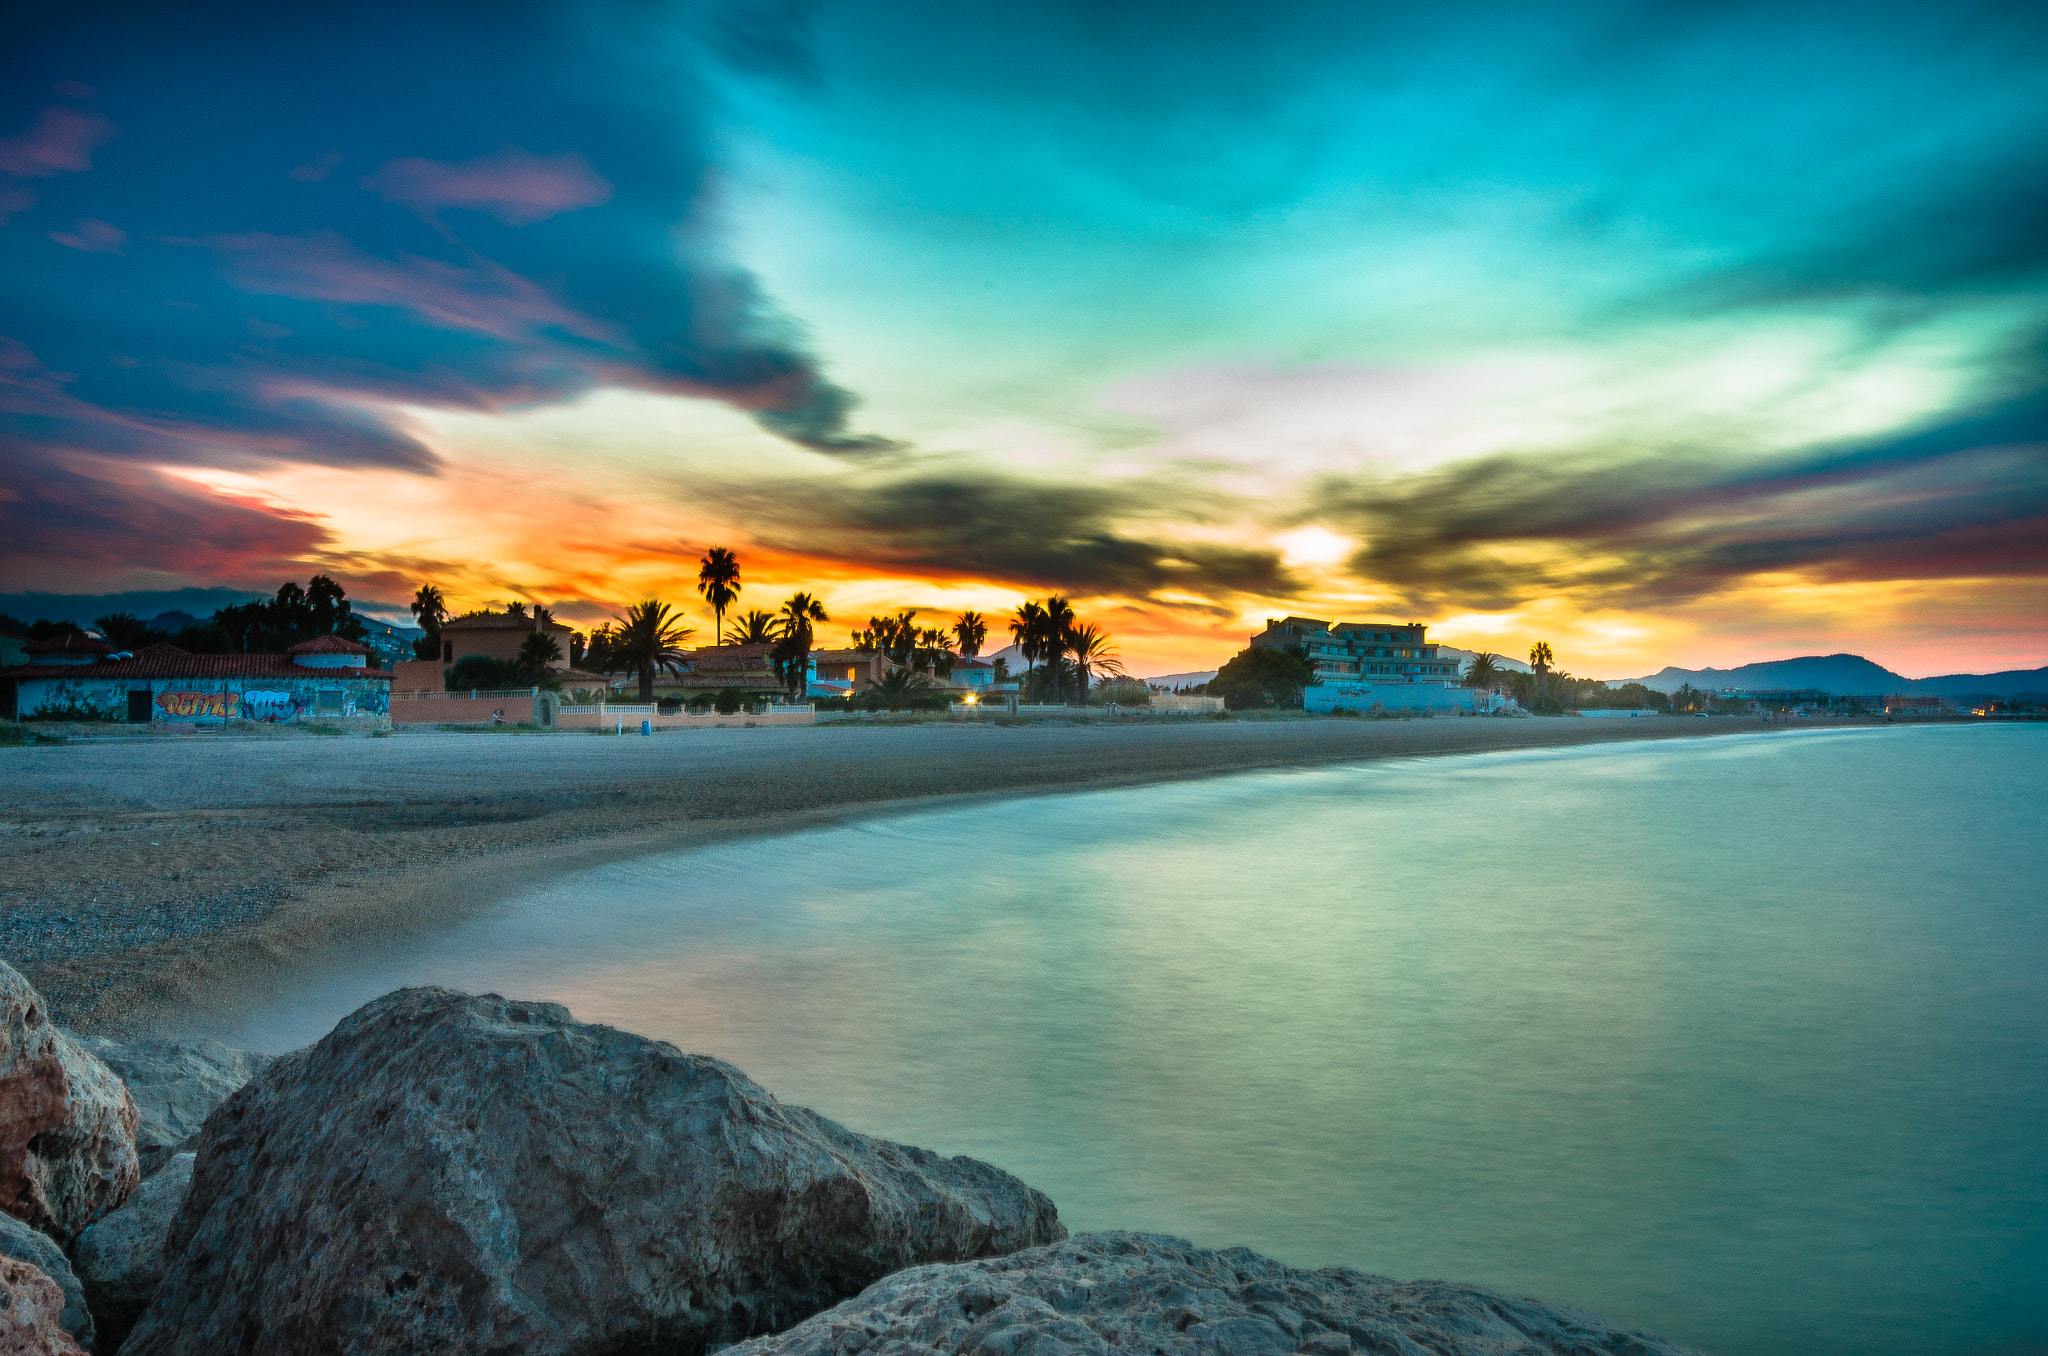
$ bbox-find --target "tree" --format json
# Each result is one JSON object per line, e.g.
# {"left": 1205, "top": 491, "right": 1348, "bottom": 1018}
{"left": 1010, "top": 601, "right": 1048, "bottom": 680}
{"left": 954, "top": 611, "right": 987, "bottom": 659}
{"left": 213, "top": 577, "right": 367, "bottom": 653}
{"left": 95, "top": 613, "right": 164, "bottom": 650}
{"left": 852, "top": 610, "right": 920, "bottom": 666}
{"left": 1463, "top": 651, "right": 1503, "bottom": 688}
{"left": 730, "top": 609, "right": 778, "bottom": 643}
{"left": 1041, "top": 596, "right": 1077, "bottom": 703}
{"left": 1209, "top": 645, "right": 1313, "bottom": 711}
{"left": 410, "top": 584, "right": 448, "bottom": 660}
{"left": 697, "top": 547, "right": 741, "bottom": 644}
{"left": 1529, "top": 640, "right": 1555, "bottom": 707}
{"left": 770, "top": 592, "right": 829, "bottom": 699}
{"left": 517, "top": 631, "right": 564, "bottom": 686}
{"left": 1068, "top": 622, "right": 1125, "bottom": 699}
{"left": 861, "top": 668, "right": 943, "bottom": 712}
{"left": 445, "top": 655, "right": 521, "bottom": 692}
{"left": 916, "top": 627, "right": 955, "bottom": 677}
{"left": 611, "top": 600, "right": 693, "bottom": 702}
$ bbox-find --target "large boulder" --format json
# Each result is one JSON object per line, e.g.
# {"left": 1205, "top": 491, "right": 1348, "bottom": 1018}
{"left": 71, "top": 1153, "right": 193, "bottom": 1351}
{"left": 727, "top": 1232, "right": 1708, "bottom": 1356}
{"left": 0, "top": 1254, "right": 86, "bottom": 1355}
{"left": 0, "top": 964, "right": 139, "bottom": 1243}
{"left": 65, "top": 1039, "right": 271, "bottom": 1178}
{"left": 0, "top": 1213, "right": 92, "bottom": 1351}
{"left": 124, "top": 987, "right": 1064, "bottom": 1356}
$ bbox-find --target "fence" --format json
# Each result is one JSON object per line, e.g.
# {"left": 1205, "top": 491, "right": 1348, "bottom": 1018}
{"left": 555, "top": 703, "right": 814, "bottom": 731}
{"left": 390, "top": 689, "right": 550, "bottom": 726}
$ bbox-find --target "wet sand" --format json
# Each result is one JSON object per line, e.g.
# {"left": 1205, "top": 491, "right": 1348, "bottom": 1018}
{"left": 2, "top": 714, "right": 1797, "bottom": 1035}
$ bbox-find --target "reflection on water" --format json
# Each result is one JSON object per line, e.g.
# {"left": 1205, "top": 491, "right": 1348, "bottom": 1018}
{"left": 209, "top": 725, "right": 2048, "bottom": 1356}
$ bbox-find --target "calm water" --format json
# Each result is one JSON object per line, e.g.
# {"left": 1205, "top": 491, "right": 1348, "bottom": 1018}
{"left": 208, "top": 725, "right": 2048, "bottom": 1356}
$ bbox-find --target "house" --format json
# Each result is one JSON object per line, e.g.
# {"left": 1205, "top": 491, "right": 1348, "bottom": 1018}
{"left": 1, "top": 636, "right": 392, "bottom": 724}
{"left": 948, "top": 658, "right": 1003, "bottom": 691}
{"left": 809, "top": 649, "right": 896, "bottom": 695}
{"left": 391, "top": 610, "right": 606, "bottom": 694}
{"left": 1251, "top": 616, "right": 1463, "bottom": 685}
{"left": 673, "top": 643, "right": 792, "bottom": 700}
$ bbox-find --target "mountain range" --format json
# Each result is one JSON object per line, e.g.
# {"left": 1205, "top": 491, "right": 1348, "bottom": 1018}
{"left": 1625, "top": 654, "right": 2048, "bottom": 698}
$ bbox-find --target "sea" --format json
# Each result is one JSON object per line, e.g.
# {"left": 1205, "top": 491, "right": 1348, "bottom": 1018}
{"left": 205, "top": 723, "right": 2048, "bottom": 1356}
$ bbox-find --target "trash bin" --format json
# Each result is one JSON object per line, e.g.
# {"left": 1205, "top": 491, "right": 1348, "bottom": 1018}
{"left": 641, "top": 718, "right": 651, "bottom": 736}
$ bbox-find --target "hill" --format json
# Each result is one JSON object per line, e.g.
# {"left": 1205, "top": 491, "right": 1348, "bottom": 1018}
{"left": 1628, "top": 653, "right": 2048, "bottom": 697}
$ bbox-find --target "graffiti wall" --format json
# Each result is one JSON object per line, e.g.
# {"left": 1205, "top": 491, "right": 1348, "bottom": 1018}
{"left": 156, "top": 691, "right": 240, "bottom": 719}
{"left": 241, "top": 690, "right": 299, "bottom": 722}
{"left": 15, "top": 677, "right": 392, "bottom": 725}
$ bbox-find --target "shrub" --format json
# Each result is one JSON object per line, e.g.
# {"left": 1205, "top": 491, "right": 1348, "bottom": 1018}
{"left": 1208, "top": 645, "right": 1313, "bottom": 710}
{"left": 444, "top": 656, "right": 522, "bottom": 691}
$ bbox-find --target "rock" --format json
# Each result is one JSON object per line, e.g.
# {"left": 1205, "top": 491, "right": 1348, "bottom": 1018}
{"left": 725, "top": 1232, "right": 1709, "bottom": 1356}
{"left": 64, "top": 1039, "right": 270, "bottom": 1178}
{"left": 124, "top": 987, "right": 1064, "bottom": 1356}
{"left": 0, "top": 963, "right": 139, "bottom": 1243}
{"left": 0, "top": 1254, "right": 87, "bottom": 1355}
{"left": 0, "top": 1213, "right": 92, "bottom": 1351}
{"left": 71, "top": 1153, "right": 193, "bottom": 1352}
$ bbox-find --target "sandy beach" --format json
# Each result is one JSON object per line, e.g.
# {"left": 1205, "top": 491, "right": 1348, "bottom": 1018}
{"left": 4, "top": 713, "right": 1799, "bottom": 1035}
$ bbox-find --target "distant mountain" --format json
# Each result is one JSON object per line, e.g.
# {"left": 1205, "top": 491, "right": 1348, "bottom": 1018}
{"left": 1140, "top": 670, "right": 1218, "bottom": 690}
{"left": 1629, "top": 654, "right": 1905, "bottom": 695}
{"left": 1908, "top": 668, "right": 2048, "bottom": 698}
{"left": 1437, "top": 645, "right": 1533, "bottom": 675}
{"left": 1627, "top": 653, "right": 2048, "bottom": 698}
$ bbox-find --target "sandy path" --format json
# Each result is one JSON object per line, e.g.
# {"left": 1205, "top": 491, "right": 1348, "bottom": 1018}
{"left": 3, "top": 714, "right": 1787, "bottom": 1034}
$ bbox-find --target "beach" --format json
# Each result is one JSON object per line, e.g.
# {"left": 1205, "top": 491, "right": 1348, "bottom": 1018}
{"left": 6, "top": 713, "right": 1800, "bottom": 1035}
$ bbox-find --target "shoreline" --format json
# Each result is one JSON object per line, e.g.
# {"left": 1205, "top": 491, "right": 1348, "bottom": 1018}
{"left": 5, "top": 713, "right": 1880, "bottom": 1037}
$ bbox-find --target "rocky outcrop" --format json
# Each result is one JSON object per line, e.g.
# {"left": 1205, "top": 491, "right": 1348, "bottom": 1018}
{"left": 70, "top": 1153, "right": 193, "bottom": 1351}
{"left": 0, "top": 1254, "right": 86, "bottom": 1355}
{"left": 0, "top": 1213, "right": 92, "bottom": 1351}
{"left": 65, "top": 1039, "right": 270, "bottom": 1178}
{"left": 726, "top": 1232, "right": 1707, "bottom": 1356}
{"left": 124, "top": 987, "right": 1065, "bottom": 1356}
{"left": 0, "top": 964, "right": 139, "bottom": 1243}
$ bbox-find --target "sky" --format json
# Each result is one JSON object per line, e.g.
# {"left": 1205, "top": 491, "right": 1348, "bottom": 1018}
{"left": 3, "top": 1, "right": 2045, "bottom": 678}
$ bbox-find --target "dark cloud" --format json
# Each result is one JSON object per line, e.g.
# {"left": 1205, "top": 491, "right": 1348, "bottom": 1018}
{"left": 0, "top": 0, "right": 888, "bottom": 535}
{"left": 0, "top": 435, "right": 333, "bottom": 595}
{"left": 705, "top": 466, "right": 1296, "bottom": 600}
{"left": 1309, "top": 398, "right": 2048, "bottom": 612}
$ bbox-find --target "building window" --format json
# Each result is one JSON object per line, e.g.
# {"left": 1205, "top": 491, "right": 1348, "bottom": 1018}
{"left": 316, "top": 690, "right": 345, "bottom": 714}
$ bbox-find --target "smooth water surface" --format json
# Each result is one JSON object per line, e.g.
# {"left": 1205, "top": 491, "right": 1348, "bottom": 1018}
{"left": 210, "top": 725, "right": 2048, "bottom": 1356}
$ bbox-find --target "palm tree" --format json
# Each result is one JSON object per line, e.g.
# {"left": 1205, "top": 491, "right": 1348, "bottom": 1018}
{"left": 409, "top": 583, "right": 448, "bottom": 661}
{"left": 917, "top": 627, "right": 956, "bottom": 678}
{"left": 1463, "top": 651, "right": 1503, "bottom": 688}
{"left": 954, "top": 611, "right": 987, "bottom": 659}
{"left": 1068, "top": 622, "right": 1125, "bottom": 701}
{"left": 1529, "top": 640, "right": 1555, "bottom": 708}
{"left": 771, "top": 592, "right": 829, "bottom": 698}
{"left": 612, "top": 600, "right": 693, "bottom": 702}
{"left": 733, "top": 609, "right": 778, "bottom": 644}
{"left": 1042, "top": 596, "right": 1077, "bottom": 702}
{"left": 1010, "top": 601, "right": 1046, "bottom": 667}
{"left": 697, "top": 547, "right": 741, "bottom": 644}
{"left": 516, "top": 631, "right": 563, "bottom": 686}
{"left": 868, "top": 667, "right": 937, "bottom": 711}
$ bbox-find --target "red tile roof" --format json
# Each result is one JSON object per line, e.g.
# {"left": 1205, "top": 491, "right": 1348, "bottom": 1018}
{"left": 440, "top": 614, "right": 571, "bottom": 633}
{"left": 1, "top": 640, "right": 391, "bottom": 682}
{"left": 285, "top": 634, "right": 372, "bottom": 655}
{"left": 686, "top": 643, "right": 775, "bottom": 671}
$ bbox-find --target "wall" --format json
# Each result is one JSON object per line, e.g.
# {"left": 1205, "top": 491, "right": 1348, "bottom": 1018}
{"left": 556, "top": 705, "right": 815, "bottom": 730}
{"left": 15, "top": 675, "right": 392, "bottom": 724}
{"left": 1304, "top": 682, "right": 1477, "bottom": 714}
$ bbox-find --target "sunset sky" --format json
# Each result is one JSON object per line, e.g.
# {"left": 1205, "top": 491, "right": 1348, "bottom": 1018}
{"left": 4, "top": 2, "right": 2045, "bottom": 678}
